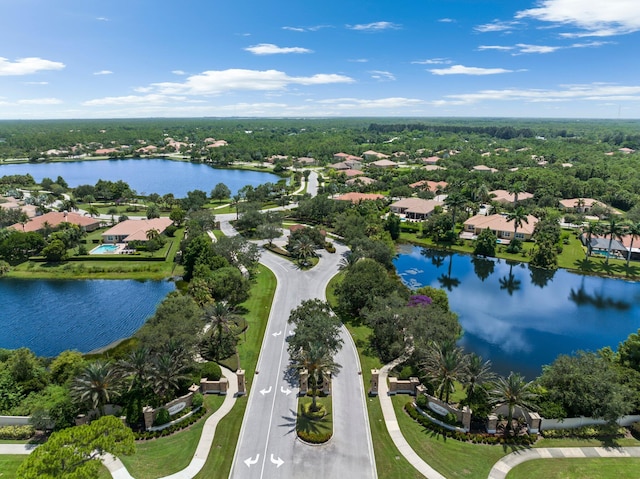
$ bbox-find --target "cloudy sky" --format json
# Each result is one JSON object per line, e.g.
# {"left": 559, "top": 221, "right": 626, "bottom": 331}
{"left": 1, "top": 0, "right": 639, "bottom": 119}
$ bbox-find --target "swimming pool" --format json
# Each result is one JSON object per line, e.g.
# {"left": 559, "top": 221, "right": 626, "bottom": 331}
{"left": 90, "top": 244, "right": 119, "bottom": 255}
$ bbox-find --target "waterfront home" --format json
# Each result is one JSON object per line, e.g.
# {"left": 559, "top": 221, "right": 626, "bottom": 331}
{"left": 390, "top": 198, "right": 443, "bottom": 221}
{"left": 10, "top": 211, "right": 101, "bottom": 233}
{"left": 101, "top": 218, "right": 173, "bottom": 244}
{"left": 462, "top": 214, "right": 538, "bottom": 242}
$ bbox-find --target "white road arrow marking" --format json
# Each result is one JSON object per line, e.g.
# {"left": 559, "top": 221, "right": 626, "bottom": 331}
{"left": 270, "top": 454, "right": 284, "bottom": 468}
{"left": 244, "top": 454, "right": 259, "bottom": 467}
{"left": 272, "top": 331, "right": 282, "bottom": 337}
{"left": 260, "top": 386, "right": 272, "bottom": 396}
{"left": 280, "top": 386, "right": 292, "bottom": 396}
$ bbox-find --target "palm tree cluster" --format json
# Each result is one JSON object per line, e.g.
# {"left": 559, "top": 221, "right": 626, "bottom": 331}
{"left": 71, "top": 343, "right": 191, "bottom": 420}
{"left": 582, "top": 217, "right": 640, "bottom": 266}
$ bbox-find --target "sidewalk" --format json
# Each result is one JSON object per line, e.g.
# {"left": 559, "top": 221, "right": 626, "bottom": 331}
{"left": 487, "top": 446, "right": 640, "bottom": 479}
{"left": 377, "top": 357, "right": 446, "bottom": 479}
{"left": 103, "top": 366, "right": 239, "bottom": 479}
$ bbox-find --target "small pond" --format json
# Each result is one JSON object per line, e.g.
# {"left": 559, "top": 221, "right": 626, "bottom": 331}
{"left": 394, "top": 245, "right": 640, "bottom": 379}
{"left": 0, "top": 279, "right": 175, "bottom": 356}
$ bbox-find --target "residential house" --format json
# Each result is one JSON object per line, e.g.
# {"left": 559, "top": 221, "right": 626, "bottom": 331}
{"left": 420, "top": 156, "right": 440, "bottom": 165}
{"left": 346, "top": 176, "right": 376, "bottom": 186}
{"left": 409, "top": 180, "right": 448, "bottom": 193}
{"left": 390, "top": 198, "right": 443, "bottom": 221}
{"left": 424, "top": 165, "right": 445, "bottom": 171}
{"left": 295, "top": 157, "right": 316, "bottom": 166}
{"left": 489, "top": 189, "right": 534, "bottom": 204}
{"left": 341, "top": 169, "right": 365, "bottom": 178}
{"left": 334, "top": 193, "right": 385, "bottom": 204}
{"left": 559, "top": 198, "right": 604, "bottom": 214}
{"left": 472, "top": 165, "right": 498, "bottom": 173}
{"left": 362, "top": 150, "right": 390, "bottom": 161}
{"left": 368, "top": 159, "right": 398, "bottom": 169}
{"left": 462, "top": 214, "right": 538, "bottom": 242}
{"left": 10, "top": 211, "right": 101, "bottom": 233}
{"left": 101, "top": 218, "right": 173, "bottom": 244}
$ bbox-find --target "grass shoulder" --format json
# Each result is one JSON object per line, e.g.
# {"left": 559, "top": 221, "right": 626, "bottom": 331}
{"left": 506, "top": 458, "right": 640, "bottom": 479}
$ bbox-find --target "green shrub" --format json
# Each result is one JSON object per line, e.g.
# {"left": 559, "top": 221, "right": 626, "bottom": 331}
{"left": 0, "top": 425, "right": 35, "bottom": 440}
{"left": 630, "top": 422, "right": 640, "bottom": 440}
{"left": 191, "top": 393, "right": 204, "bottom": 409}
{"left": 153, "top": 408, "right": 171, "bottom": 426}
{"left": 297, "top": 429, "right": 332, "bottom": 444}
{"left": 415, "top": 394, "right": 428, "bottom": 409}
{"left": 200, "top": 362, "right": 222, "bottom": 381}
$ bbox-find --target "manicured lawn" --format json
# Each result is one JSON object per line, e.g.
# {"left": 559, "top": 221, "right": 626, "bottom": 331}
{"left": 119, "top": 395, "right": 225, "bottom": 479}
{"left": 0, "top": 455, "right": 25, "bottom": 478}
{"left": 506, "top": 458, "right": 640, "bottom": 479}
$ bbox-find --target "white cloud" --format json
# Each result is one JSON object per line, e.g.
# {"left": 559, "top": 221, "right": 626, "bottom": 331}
{"left": 83, "top": 94, "right": 185, "bottom": 106}
{"left": 515, "top": 43, "right": 561, "bottom": 54}
{"left": 93, "top": 70, "right": 113, "bottom": 75}
{"left": 516, "top": 0, "right": 640, "bottom": 36}
{"left": 411, "top": 58, "right": 452, "bottom": 64}
{"left": 282, "top": 25, "right": 330, "bottom": 32}
{"left": 477, "top": 45, "right": 514, "bottom": 51}
{"left": 440, "top": 83, "right": 640, "bottom": 105}
{"left": 369, "top": 70, "right": 396, "bottom": 81}
{"left": 282, "top": 26, "right": 305, "bottom": 32}
{"left": 244, "top": 43, "right": 313, "bottom": 55}
{"left": 429, "top": 65, "right": 514, "bottom": 75}
{"left": 475, "top": 20, "right": 523, "bottom": 33}
{"left": 347, "top": 21, "right": 401, "bottom": 32}
{"left": 438, "top": 18, "right": 455, "bottom": 23}
{"left": 348, "top": 58, "right": 369, "bottom": 63}
{"left": 0, "top": 57, "right": 65, "bottom": 76}
{"left": 314, "top": 97, "right": 424, "bottom": 109}
{"left": 172, "top": 70, "right": 186, "bottom": 75}
{"left": 96, "top": 17, "right": 109, "bottom": 21}
{"left": 17, "top": 98, "right": 62, "bottom": 105}
{"left": 91, "top": 69, "right": 354, "bottom": 100}
{"left": 24, "top": 81, "right": 49, "bottom": 85}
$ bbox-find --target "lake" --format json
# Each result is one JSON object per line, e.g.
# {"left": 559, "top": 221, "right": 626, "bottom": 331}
{"left": 394, "top": 245, "right": 640, "bottom": 379}
{"left": 0, "top": 158, "right": 281, "bottom": 197}
{"left": 0, "top": 279, "right": 175, "bottom": 357}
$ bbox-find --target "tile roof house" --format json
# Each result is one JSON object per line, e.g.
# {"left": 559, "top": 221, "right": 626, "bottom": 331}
{"left": 558, "top": 198, "right": 604, "bottom": 214}
{"left": 472, "top": 165, "right": 498, "bottom": 173}
{"left": 362, "top": 150, "right": 390, "bottom": 161}
{"left": 334, "top": 192, "right": 386, "bottom": 204}
{"left": 409, "top": 180, "right": 448, "bottom": 193}
{"left": 101, "top": 217, "right": 173, "bottom": 244}
{"left": 489, "top": 189, "right": 534, "bottom": 204}
{"left": 341, "top": 169, "right": 365, "bottom": 178}
{"left": 390, "top": 198, "right": 443, "bottom": 221}
{"left": 462, "top": 214, "right": 538, "bottom": 242}
{"left": 346, "top": 176, "right": 376, "bottom": 186}
{"left": 10, "top": 211, "right": 101, "bottom": 233}
{"left": 368, "top": 159, "right": 398, "bottom": 169}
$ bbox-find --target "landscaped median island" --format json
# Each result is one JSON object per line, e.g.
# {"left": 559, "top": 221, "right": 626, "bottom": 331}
{"left": 296, "top": 395, "right": 333, "bottom": 444}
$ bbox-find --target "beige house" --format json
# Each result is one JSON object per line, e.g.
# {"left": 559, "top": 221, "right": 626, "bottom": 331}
{"left": 102, "top": 218, "right": 173, "bottom": 244}
{"left": 489, "top": 189, "right": 534, "bottom": 204}
{"left": 362, "top": 150, "right": 390, "bottom": 161}
{"left": 346, "top": 176, "right": 376, "bottom": 186}
{"left": 368, "top": 159, "right": 398, "bottom": 169}
{"left": 559, "top": 198, "right": 604, "bottom": 214}
{"left": 472, "top": 165, "right": 498, "bottom": 173}
{"left": 334, "top": 193, "right": 385, "bottom": 204}
{"left": 409, "top": 180, "right": 448, "bottom": 193}
{"left": 390, "top": 198, "right": 443, "bottom": 221}
{"left": 462, "top": 214, "right": 538, "bottom": 242}
{"left": 10, "top": 211, "right": 101, "bottom": 233}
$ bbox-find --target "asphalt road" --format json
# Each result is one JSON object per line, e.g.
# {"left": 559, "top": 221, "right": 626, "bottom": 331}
{"left": 221, "top": 191, "right": 376, "bottom": 478}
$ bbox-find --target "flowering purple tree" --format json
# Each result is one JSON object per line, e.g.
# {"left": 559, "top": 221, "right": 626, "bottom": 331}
{"left": 408, "top": 295, "right": 432, "bottom": 307}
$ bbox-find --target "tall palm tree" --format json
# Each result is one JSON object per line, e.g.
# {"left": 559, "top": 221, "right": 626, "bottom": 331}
{"left": 203, "top": 301, "right": 240, "bottom": 361}
{"left": 506, "top": 206, "right": 529, "bottom": 241}
{"left": 71, "top": 361, "right": 121, "bottom": 417}
{"left": 463, "top": 353, "right": 495, "bottom": 402}
{"left": 145, "top": 228, "right": 160, "bottom": 241}
{"left": 421, "top": 341, "right": 468, "bottom": 404}
{"left": 292, "top": 237, "right": 317, "bottom": 267}
{"left": 489, "top": 372, "right": 538, "bottom": 432}
{"left": 507, "top": 182, "right": 524, "bottom": 204}
{"left": 625, "top": 221, "right": 640, "bottom": 267}
{"left": 290, "top": 342, "right": 340, "bottom": 412}
{"left": 339, "top": 250, "right": 361, "bottom": 270}
{"left": 444, "top": 193, "right": 467, "bottom": 233}
{"left": 151, "top": 352, "right": 190, "bottom": 402}
{"left": 603, "top": 217, "right": 624, "bottom": 265}
{"left": 117, "top": 347, "right": 152, "bottom": 392}
{"left": 581, "top": 221, "right": 602, "bottom": 260}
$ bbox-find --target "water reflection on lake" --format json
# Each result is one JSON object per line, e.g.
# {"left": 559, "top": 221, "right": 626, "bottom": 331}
{"left": 394, "top": 245, "right": 640, "bottom": 379}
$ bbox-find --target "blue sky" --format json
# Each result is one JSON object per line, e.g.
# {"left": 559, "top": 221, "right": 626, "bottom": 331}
{"left": 1, "top": 0, "right": 639, "bottom": 119}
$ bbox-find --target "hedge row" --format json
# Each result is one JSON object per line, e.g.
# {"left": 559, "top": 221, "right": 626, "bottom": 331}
{"left": 404, "top": 402, "right": 537, "bottom": 446}
{"left": 134, "top": 406, "right": 207, "bottom": 440}
{"left": 297, "top": 429, "right": 332, "bottom": 444}
{"left": 0, "top": 425, "right": 35, "bottom": 440}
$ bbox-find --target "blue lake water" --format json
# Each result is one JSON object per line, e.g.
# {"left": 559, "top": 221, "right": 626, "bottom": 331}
{"left": 0, "top": 279, "right": 175, "bottom": 356}
{"left": 394, "top": 245, "right": 640, "bottom": 379}
{"left": 0, "top": 158, "right": 280, "bottom": 197}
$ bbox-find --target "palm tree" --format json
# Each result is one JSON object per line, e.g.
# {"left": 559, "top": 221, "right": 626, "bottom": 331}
{"left": 71, "top": 361, "right": 121, "bottom": 417}
{"left": 444, "top": 193, "right": 467, "bottom": 233}
{"left": 463, "top": 353, "right": 495, "bottom": 402}
{"left": 507, "top": 182, "right": 524, "bottom": 204}
{"left": 625, "top": 221, "right": 640, "bottom": 267}
{"left": 290, "top": 342, "right": 340, "bottom": 412}
{"left": 603, "top": 217, "right": 624, "bottom": 265}
{"left": 86, "top": 205, "right": 100, "bottom": 218}
{"left": 292, "top": 237, "right": 317, "bottom": 267}
{"left": 117, "top": 347, "right": 152, "bottom": 392}
{"left": 489, "top": 372, "right": 538, "bottom": 433}
{"left": 506, "top": 206, "right": 529, "bottom": 242}
{"left": 231, "top": 194, "right": 241, "bottom": 220}
{"left": 151, "top": 352, "right": 190, "bottom": 402}
{"left": 421, "top": 341, "right": 468, "bottom": 404}
{"left": 145, "top": 228, "right": 160, "bottom": 241}
{"left": 581, "top": 221, "right": 602, "bottom": 260}
{"left": 339, "top": 250, "right": 361, "bottom": 270}
{"left": 203, "top": 301, "right": 240, "bottom": 362}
